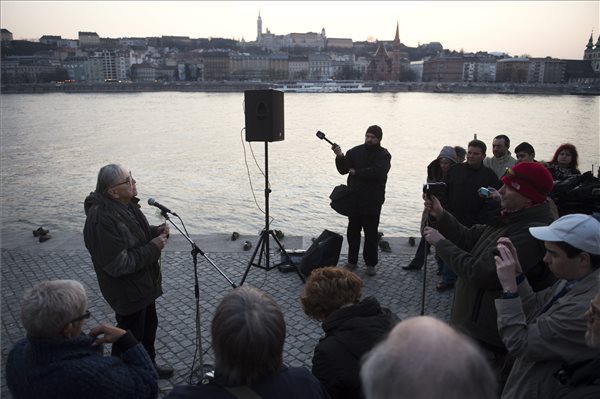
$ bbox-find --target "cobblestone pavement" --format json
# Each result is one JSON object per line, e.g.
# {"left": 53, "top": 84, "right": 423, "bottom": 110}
{"left": 1, "top": 233, "right": 452, "bottom": 398}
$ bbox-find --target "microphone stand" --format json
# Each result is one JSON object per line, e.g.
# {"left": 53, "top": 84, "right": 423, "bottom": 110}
{"left": 160, "top": 210, "right": 237, "bottom": 384}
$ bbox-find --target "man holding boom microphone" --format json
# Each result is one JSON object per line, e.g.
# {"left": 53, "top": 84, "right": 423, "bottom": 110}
{"left": 332, "top": 125, "right": 391, "bottom": 276}
{"left": 83, "top": 164, "right": 174, "bottom": 379}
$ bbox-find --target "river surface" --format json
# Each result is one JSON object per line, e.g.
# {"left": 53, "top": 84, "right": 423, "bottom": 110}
{"left": 1, "top": 92, "right": 598, "bottom": 238}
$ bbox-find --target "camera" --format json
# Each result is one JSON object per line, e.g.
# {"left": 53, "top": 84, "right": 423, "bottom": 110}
{"left": 478, "top": 187, "right": 490, "bottom": 198}
{"left": 423, "top": 182, "right": 447, "bottom": 198}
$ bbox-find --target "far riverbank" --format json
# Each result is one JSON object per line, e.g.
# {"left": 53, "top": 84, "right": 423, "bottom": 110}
{"left": 2, "top": 81, "right": 599, "bottom": 95}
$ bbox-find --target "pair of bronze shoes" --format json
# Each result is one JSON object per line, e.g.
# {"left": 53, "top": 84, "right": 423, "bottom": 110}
{"left": 33, "top": 227, "right": 51, "bottom": 243}
{"left": 231, "top": 232, "right": 252, "bottom": 251}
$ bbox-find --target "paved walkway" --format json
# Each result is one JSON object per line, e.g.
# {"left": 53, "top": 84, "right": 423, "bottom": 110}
{"left": 1, "top": 230, "right": 452, "bottom": 397}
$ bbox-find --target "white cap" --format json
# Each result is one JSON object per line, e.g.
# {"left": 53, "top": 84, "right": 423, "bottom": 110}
{"left": 529, "top": 214, "right": 600, "bottom": 255}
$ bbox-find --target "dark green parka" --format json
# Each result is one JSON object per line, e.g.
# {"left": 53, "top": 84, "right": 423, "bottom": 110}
{"left": 84, "top": 192, "right": 162, "bottom": 315}
{"left": 434, "top": 202, "right": 556, "bottom": 350}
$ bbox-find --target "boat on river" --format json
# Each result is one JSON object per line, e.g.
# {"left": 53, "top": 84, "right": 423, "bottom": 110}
{"left": 273, "top": 81, "right": 372, "bottom": 93}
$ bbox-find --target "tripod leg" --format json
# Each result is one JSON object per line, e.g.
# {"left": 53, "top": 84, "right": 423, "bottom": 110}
{"left": 240, "top": 231, "right": 267, "bottom": 286}
{"left": 240, "top": 230, "right": 271, "bottom": 285}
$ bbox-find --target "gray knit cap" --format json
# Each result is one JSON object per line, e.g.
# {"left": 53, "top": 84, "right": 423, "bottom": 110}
{"left": 437, "top": 146, "right": 458, "bottom": 163}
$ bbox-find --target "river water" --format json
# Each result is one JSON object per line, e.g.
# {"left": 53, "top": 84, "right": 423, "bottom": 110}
{"left": 1, "top": 92, "right": 598, "bottom": 238}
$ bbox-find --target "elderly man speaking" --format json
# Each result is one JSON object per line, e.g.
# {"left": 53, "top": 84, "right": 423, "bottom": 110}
{"left": 84, "top": 164, "right": 172, "bottom": 379}
{"left": 423, "top": 161, "right": 557, "bottom": 385}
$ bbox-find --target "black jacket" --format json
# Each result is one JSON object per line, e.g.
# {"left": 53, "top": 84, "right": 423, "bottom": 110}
{"left": 336, "top": 144, "right": 391, "bottom": 215}
{"left": 312, "top": 297, "right": 399, "bottom": 399}
{"left": 445, "top": 162, "right": 501, "bottom": 227}
{"left": 84, "top": 192, "right": 162, "bottom": 315}
{"left": 553, "top": 357, "right": 600, "bottom": 399}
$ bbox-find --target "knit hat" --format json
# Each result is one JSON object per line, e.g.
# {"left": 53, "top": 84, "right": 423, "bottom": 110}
{"left": 366, "top": 125, "right": 383, "bottom": 141}
{"left": 437, "top": 146, "right": 458, "bottom": 163}
{"left": 529, "top": 214, "right": 600, "bottom": 255}
{"left": 501, "top": 162, "right": 553, "bottom": 204}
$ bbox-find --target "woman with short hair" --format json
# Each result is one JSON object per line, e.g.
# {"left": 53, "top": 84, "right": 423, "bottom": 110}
{"left": 301, "top": 267, "right": 399, "bottom": 399}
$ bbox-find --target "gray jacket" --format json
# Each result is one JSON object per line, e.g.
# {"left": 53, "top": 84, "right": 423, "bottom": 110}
{"left": 496, "top": 268, "right": 600, "bottom": 399}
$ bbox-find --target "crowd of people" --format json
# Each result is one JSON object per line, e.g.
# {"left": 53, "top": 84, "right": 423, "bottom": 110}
{"left": 5, "top": 131, "right": 600, "bottom": 398}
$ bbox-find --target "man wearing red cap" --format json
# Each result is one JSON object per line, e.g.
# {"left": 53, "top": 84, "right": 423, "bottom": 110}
{"left": 422, "top": 161, "right": 557, "bottom": 385}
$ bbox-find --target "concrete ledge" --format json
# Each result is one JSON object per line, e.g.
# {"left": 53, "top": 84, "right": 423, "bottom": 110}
{"left": 1, "top": 230, "right": 416, "bottom": 254}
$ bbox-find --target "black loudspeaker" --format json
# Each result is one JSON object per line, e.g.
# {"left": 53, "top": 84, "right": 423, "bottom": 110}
{"left": 244, "top": 89, "right": 284, "bottom": 142}
{"left": 299, "top": 230, "right": 343, "bottom": 278}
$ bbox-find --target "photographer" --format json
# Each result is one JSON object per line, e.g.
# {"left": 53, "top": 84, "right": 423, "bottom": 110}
{"left": 403, "top": 146, "right": 457, "bottom": 273}
{"left": 493, "top": 215, "right": 600, "bottom": 399}
{"left": 332, "top": 125, "right": 391, "bottom": 276}
{"left": 422, "top": 161, "right": 557, "bottom": 389}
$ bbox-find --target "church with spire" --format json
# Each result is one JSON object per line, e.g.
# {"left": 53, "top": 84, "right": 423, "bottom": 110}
{"left": 365, "top": 22, "right": 410, "bottom": 81}
{"left": 584, "top": 31, "right": 600, "bottom": 72}
{"left": 255, "top": 11, "right": 326, "bottom": 51}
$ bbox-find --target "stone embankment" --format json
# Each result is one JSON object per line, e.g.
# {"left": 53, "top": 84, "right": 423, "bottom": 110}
{"left": 2, "top": 81, "right": 599, "bottom": 95}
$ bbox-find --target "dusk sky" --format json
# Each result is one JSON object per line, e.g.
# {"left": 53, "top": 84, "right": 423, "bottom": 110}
{"left": 1, "top": 1, "right": 598, "bottom": 59}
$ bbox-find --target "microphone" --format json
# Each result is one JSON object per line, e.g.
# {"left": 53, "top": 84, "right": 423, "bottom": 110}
{"left": 147, "top": 198, "right": 177, "bottom": 216}
{"left": 316, "top": 130, "right": 336, "bottom": 146}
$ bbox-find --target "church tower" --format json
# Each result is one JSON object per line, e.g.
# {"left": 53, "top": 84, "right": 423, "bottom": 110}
{"left": 391, "top": 21, "right": 402, "bottom": 80}
{"left": 583, "top": 31, "right": 600, "bottom": 72}
{"left": 584, "top": 31, "right": 594, "bottom": 60}
{"left": 257, "top": 11, "right": 262, "bottom": 42}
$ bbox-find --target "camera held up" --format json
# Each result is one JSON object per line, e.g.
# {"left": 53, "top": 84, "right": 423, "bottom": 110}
{"left": 423, "top": 182, "right": 447, "bottom": 199}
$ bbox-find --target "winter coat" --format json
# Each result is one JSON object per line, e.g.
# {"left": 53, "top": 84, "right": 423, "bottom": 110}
{"left": 166, "top": 366, "right": 328, "bottom": 399}
{"left": 496, "top": 269, "right": 600, "bottom": 399}
{"left": 312, "top": 296, "right": 399, "bottom": 399}
{"left": 445, "top": 162, "right": 501, "bottom": 227}
{"left": 336, "top": 144, "right": 391, "bottom": 215}
{"left": 553, "top": 357, "right": 600, "bottom": 399}
{"left": 547, "top": 164, "right": 581, "bottom": 182}
{"left": 6, "top": 332, "right": 158, "bottom": 399}
{"left": 435, "top": 203, "right": 556, "bottom": 350}
{"left": 84, "top": 192, "right": 162, "bottom": 315}
{"left": 483, "top": 151, "right": 517, "bottom": 179}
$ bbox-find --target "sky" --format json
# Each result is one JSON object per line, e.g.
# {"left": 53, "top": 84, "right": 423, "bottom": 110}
{"left": 1, "top": 1, "right": 598, "bottom": 59}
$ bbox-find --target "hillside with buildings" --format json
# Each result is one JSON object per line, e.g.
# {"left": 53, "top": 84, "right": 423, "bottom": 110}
{"left": 1, "top": 14, "right": 599, "bottom": 91}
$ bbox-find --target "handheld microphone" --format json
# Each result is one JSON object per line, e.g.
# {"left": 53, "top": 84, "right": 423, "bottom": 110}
{"left": 148, "top": 198, "right": 178, "bottom": 216}
{"left": 316, "top": 130, "right": 337, "bottom": 146}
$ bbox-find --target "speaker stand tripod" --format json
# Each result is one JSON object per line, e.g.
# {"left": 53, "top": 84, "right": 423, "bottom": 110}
{"left": 240, "top": 141, "right": 305, "bottom": 286}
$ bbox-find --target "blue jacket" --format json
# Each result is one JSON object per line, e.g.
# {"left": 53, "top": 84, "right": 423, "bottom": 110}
{"left": 6, "top": 332, "right": 158, "bottom": 399}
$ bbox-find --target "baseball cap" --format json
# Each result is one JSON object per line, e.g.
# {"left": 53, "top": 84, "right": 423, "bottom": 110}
{"left": 529, "top": 214, "right": 600, "bottom": 255}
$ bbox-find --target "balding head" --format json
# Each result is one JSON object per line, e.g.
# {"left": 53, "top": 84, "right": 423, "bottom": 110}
{"left": 360, "top": 316, "right": 496, "bottom": 399}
